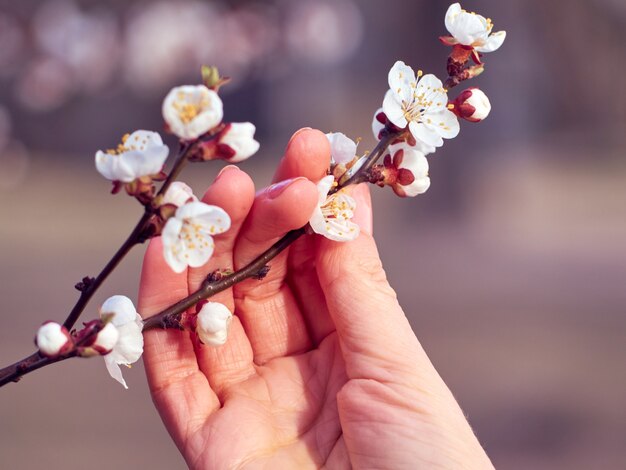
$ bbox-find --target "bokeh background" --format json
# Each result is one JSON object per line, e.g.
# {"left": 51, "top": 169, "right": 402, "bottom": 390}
{"left": 1, "top": 0, "right": 625, "bottom": 468}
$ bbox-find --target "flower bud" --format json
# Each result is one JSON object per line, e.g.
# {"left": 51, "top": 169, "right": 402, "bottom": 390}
{"left": 450, "top": 87, "right": 491, "bottom": 122}
{"left": 92, "top": 322, "right": 120, "bottom": 355}
{"left": 161, "top": 181, "right": 197, "bottom": 207}
{"left": 36, "top": 322, "right": 73, "bottom": 358}
{"left": 196, "top": 302, "right": 233, "bottom": 346}
{"left": 373, "top": 144, "right": 430, "bottom": 198}
{"left": 217, "top": 122, "right": 260, "bottom": 163}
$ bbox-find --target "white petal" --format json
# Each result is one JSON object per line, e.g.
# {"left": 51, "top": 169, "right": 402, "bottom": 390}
{"left": 416, "top": 74, "right": 448, "bottom": 113}
{"left": 409, "top": 121, "right": 443, "bottom": 148}
{"left": 411, "top": 139, "right": 437, "bottom": 156}
{"left": 109, "top": 321, "right": 144, "bottom": 365}
{"left": 309, "top": 176, "right": 336, "bottom": 237}
{"left": 430, "top": 109, "right": 460, "bottom": 139}
{"left": 308, "top": 205, "right": 327, "bottom": 236}
{"left": 448, "top": 8, "right": 487, "bottom": 45}
{"left": 327, "top": 132, "right": 357, "bottom": 164}
{"left": 162, "top": 181, "right": 197, "bottom": 207}
{"left": 476, "top": 31, "right": 506, "bottom": 53}
{"left": 122, "top": 143, "right": 169, "bottom": 178}
{"left": 161, "top": 217, "right": 187, "bottom": 273}
{"left": 93, "top": 323, "right": 119, "bottom": 352}
{"left": 221, "top": 122, "right": 260, "bottom": 163}
{"left": 100, "top": 295, "right": 138, "bottom": 326}
{"left": 402, "top": 175, "right": 431, "bottom": 197}
{"left": 371, "top": 108, "right": 385, "bottom": 140}
{"left": 323, "top": 217, "right": 360, "bottom": 242}
{"left": 382, "top": 90, "right": 407, "bottom": 129}
{"left": 445, "top": 3, "right": 462, "bottom": 34}
{"left": 176, "top": 201, "right": 229, "bottom": 224}
{"left": 95, "top": 151, "right": 136, "bottom": 182}
{"left": 104, "top": 356, "right": 128, "bottom": 389}
{"left": 315, "top": 175, "right": 335, "bottom": 204}
{"left": 181, "top": 238, "right": 215, "bottom": 269}
{"left": 387, "top": 61, "right": 416, "bottom": 105}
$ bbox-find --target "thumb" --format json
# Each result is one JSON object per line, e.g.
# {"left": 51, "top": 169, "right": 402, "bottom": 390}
{"left": 316, "top": 184, "right": 433, "bottom": 385}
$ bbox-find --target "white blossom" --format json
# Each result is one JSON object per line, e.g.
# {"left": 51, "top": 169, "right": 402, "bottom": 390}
{"left": 99, "top": 295, "right": 144, "bottom": 389}
{"left": 162, "top": 85, "right": 223, "bottom": 140}
{"left": 218, "top": 122, "right": 260, "bottom": 163}
{"left": 385, "top": 144, "right": 431, "bottom": 198}
{"left": 371, "top": 108, "right": 436, "bottom": 155}
{"left": 162, "top": 181, "right": 198, "bottom": 207}
{"left": 162, "top": 201, "right": 231, "bottom": 273}
{"left": 444, "top": 3, "right": 506, "bottom": 53}
{"left": 95, "top": 130, "right": 169, "bottom": 183}
{"left": 309, "top": 175, "right": 360, "bottom": 242}
{"left": 382, "top": 61, "right": 459, "bottom": 151}
{"left": 36, "top": 322, "right": 72, "bottom": 357}
{"left": 196, "top": 302, "right": 233, "bottom": 346}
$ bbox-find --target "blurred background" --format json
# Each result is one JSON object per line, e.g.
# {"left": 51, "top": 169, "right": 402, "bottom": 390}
{"left": 1, "top": 0, "right": 625, "bottom": 468}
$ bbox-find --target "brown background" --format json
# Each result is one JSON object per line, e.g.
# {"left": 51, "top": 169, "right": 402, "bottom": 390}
{"left": 1, "top": 0, "right": 625, "bottom": 468}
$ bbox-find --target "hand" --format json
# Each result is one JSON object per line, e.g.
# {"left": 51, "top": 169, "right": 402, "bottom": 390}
{"left": 138, "top": 128, "right": 493, "bottom": 469}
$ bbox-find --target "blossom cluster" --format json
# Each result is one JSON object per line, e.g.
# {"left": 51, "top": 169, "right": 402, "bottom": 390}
{"left": 29, "top": 2, "right": 505, "bottom": 389}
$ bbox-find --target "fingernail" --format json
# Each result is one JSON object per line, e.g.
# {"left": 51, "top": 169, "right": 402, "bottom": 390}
{"left": 214, "top": 165, "right": 238, "bottom": 182}
{"left": 287, "top": 127, "right": 312, "bottom": 147}
{"left": 267, "top": 177, "right": 305, "bottom": 199}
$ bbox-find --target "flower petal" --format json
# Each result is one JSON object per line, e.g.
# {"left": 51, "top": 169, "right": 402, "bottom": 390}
{"left": 387, "top": 60, "right": 416, "bottom": 104}
{"left": 382, "top": 90, "right": 407, "bottom": 129}
{"left": 95, "top": 151, "right": 136, "bottom": 182}
{"left": 108, "top": 321, "right": 144, "bottom": 365}
{"left": 445, "top": 3, "right": 462, "bottom": 35}
{"left": 161, "top": 217, "right": 187, "bottom": 273}
{"left": 100, "top": 295, "right": 138, "bottom": 326}
{"left": 409, "top": 120, "right": 443, "bottom": 148}
{"left": 476, "top": 30, "right": 506, "bottom": 53}
{"left": 431, "top": 109, "right": 460, "bottom": 139}
{"left": 327, "top": 132, "right": 357, "bottom": 164}
{"left": 104, "top": 356, "right": 128, "bottom": 389}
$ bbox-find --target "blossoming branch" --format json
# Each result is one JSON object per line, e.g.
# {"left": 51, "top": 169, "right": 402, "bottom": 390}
{"left": 0, "top": 3, "right": 505, "bottom": 389}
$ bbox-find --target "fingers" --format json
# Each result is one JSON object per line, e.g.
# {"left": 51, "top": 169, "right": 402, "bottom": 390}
{"left": 272, "top": 128, "right": 337, "bottom": 344}
{"left": 188, "top": 166, "right": 258, "bottom": 397}
{"left": 234, "top": 176, "right": 319, "bottom": 364}
{"left": 315, "top": 184, "right": 433, "bottom": 387}
{"left": 138, "top": 238, "right": 220, "bottom": 446}
{"left": 272, "top": 128, "right": 330, "bottom": 184}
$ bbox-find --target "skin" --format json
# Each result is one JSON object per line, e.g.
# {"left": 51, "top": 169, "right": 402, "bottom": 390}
{"left": 138, "top": 128, "right": 494, "bottom": 469}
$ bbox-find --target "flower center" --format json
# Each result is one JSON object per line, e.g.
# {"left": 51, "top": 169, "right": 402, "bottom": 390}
{"left": 321, "top": 194, "right": 353, "bottom": 221}
{"left": 173, "top": 91, "right": 211, "bottom": 124}
{"left": 176, "top": 221, "right": 215, "bottom": 257}
{"left": 106, "top": 133, "right": 151, "bottom": 155}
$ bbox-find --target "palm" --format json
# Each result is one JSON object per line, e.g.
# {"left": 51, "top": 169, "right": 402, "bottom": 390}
{"left": 186, "top": 333, "right": 346, "bottom": 468}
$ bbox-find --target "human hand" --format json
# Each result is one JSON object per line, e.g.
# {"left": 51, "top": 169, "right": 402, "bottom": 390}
{"left": 138, "top": 128, "right": 493, "bottom": 469}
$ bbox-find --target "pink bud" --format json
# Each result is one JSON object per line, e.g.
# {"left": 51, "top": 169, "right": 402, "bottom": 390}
{"left": 92, "top": 322, "right": 120, "bottom": 355}
{"left": 36, "top": 322, "right": 73, "bottom": 358}
{"left": 451, "top": 87, "right": 491, "bottom": 122}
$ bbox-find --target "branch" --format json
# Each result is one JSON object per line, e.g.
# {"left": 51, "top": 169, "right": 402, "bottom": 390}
{"left": 145, "top": 130, "right": 399, "bottom": 329}
{"left": 0, "top": 131, "right": 398, "bottom": 387}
